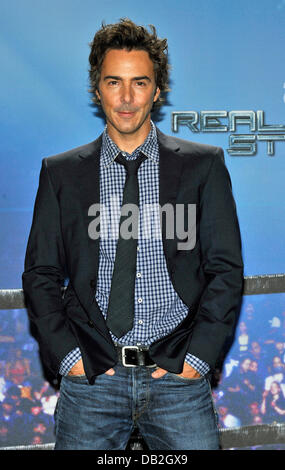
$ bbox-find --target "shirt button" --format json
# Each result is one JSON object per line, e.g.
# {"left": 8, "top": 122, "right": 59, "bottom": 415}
{"left": 137, "top": 298, "right": 143, "bottom": 303}
{"left": 138, "top": 320, "right": 143, "bottom": 325}
{"left": 137, "top": 246, "right": 140, "bottom": 251}
{"left": 137, "top": 272, "right": 141, "bottom": 278}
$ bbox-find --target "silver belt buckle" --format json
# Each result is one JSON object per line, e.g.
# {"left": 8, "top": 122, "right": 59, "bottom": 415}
{"left": 121, "top": 345, "right": 157, "bottom": 368}
{"left": 122, "top": 345, "right": 139, "bottom": 367}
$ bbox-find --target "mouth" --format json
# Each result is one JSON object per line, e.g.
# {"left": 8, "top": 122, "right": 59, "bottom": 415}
{"left": 117, "top": 111, "right": 136, "bottom": 119}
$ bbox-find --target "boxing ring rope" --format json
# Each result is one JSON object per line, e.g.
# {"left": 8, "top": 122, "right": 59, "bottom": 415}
{"left": 1, "top": 273, "right": 285, "bottom": 450}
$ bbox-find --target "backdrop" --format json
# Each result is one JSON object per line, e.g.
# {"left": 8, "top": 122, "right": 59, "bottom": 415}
{"left": 0, "top": 0, "right": 285, "bottom": 449}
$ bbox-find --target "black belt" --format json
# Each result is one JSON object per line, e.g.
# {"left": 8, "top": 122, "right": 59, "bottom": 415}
{"left": 115, "top": 344, "right": 157, "bottom": 368}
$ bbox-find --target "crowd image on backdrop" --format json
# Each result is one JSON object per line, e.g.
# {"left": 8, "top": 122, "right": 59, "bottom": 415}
{"left": 213, "top": 296, "right": 285, "bottom": 428}
{"left": 0, "top": 294, "right": 285, "bottom": 447}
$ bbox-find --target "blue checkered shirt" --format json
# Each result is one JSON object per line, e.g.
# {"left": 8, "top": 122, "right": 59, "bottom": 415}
{"left": 59, "top": 121, "right": 210, "bottom": 376}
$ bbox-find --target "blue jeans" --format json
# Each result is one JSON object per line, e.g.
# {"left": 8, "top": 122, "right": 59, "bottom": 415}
{"left": 54, "top": 363, "right": 220, "bottom": 450}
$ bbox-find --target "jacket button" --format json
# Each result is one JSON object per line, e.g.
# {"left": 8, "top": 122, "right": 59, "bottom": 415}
{"left": 88, "top": 320, "right": 95, "bottom": 328}
{"left": 90, "top": 279, "right": 96, "bottom": 288}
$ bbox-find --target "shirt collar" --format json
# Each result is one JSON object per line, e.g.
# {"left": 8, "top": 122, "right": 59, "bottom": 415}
{"left": 100, "top": 120, "right": 159, "bottom": 168}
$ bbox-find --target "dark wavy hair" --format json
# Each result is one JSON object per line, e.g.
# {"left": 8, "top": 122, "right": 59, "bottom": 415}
{"left": 88, "top": 18, "right": 170, "bottom": 108}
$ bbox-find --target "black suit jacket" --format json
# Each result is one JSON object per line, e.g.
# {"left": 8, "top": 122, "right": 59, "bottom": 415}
{"left": 22, "top": 128, "right": 244, "bottom": 384}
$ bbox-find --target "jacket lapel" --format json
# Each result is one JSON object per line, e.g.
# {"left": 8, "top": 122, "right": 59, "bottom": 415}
{"left": 156, "top": 128, "right": 184, "bottom": 270}
{"left": 77, "top": 135, "right": 102, "bottom": 285}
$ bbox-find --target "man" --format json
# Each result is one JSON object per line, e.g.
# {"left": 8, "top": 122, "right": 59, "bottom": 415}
{"left": 264, "top": 356, "right": 285, "bottom": 397}
{"left": 22, "top": 18, "right": 244, "bottom": 450}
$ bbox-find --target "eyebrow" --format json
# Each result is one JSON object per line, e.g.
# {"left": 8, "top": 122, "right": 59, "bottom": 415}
{"left": 103, "top": 75, "right": 151, "bottom": 82}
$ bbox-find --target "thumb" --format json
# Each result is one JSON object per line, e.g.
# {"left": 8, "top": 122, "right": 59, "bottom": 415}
{"left": 105, "top": 368, "right": 115, "bottom": 375}
{"left": 152, "top": 367, "right": 168, "bottom": 378}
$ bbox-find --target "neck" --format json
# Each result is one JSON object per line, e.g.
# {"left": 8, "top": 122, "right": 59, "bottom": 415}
{"left": 106, "top": 120, "right": 151, "bottom": 154}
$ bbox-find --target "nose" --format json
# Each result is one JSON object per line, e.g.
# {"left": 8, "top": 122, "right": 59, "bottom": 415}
{"left": 120, "top": 83, "right": 133, "bottom": 104}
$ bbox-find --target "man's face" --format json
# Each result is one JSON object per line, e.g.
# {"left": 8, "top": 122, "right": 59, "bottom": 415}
{"left": 242, "top": 359, "right": 251, "bottom": 371}
{"left": 249, "top": 361, "right": 258, "bottom": 372}
{"left": 273, "top": 357, "right": 282, "bottom": 370}
{"left": 270, "top": 382, "right": 280, "bottom": 394}
{"left": 249, "top": 403, "right": 259, "bottom": 415}
{"left": 276, "top": 342, "right": 284, "bottom": 352}
{"left": 96, "top": 48, "right": 160, "bottom": 138}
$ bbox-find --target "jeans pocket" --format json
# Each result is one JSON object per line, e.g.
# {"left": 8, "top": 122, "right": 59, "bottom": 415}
{"left": 166, "top": 372, "right": 205, "bottom": 383}
{"left": 64, "top": 374, "right": 89, "bottom": 384}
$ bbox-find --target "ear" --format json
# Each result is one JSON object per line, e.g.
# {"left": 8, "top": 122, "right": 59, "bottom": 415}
{"left": 96, "top": 89, "right": 101, "bottom": 101}
{"left": 153, "top": 87, "right": 160, "bottom": 103}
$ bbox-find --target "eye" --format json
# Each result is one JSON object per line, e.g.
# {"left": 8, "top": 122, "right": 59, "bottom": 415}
{"left": 108, "top": 80, "right": 118, "bottom": 86}
{"left": 136, "top": 81, "right": 146, "bottom": 87}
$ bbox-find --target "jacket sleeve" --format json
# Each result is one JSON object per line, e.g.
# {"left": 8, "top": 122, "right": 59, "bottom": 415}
{"left": 187, "top": 148, "right": 244, "bottom": 370}
{"left": 22, "top": 158, "right": 78, "bottom": 377}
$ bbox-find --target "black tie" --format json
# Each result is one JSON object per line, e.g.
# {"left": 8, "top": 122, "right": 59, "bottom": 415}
{"left": 106, "top": 152, "right": 147, "bottom": 338}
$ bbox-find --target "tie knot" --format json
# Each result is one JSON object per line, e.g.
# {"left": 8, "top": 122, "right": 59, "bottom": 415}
{"left": 115, "top": 152, "right": 147, "bottom": 175}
